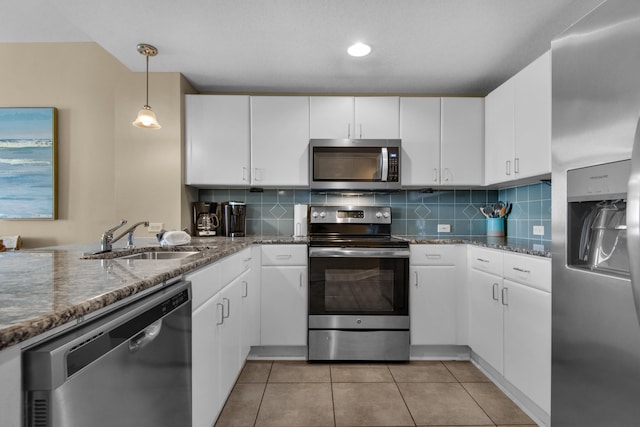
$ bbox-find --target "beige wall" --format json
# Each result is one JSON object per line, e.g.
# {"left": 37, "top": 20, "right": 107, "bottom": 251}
{"left": 0, "top": 42, "right": 192, "bottom": 248}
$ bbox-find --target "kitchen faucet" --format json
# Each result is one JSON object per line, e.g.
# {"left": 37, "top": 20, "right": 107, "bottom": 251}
{"left": 100, "top": 219, "right": 149, "bottom": 252}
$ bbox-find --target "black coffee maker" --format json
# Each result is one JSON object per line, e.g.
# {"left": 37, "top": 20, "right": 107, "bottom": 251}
{"left": 191, "top": 202, "right": 220, "bottom": 236}
{"left": 221, "top": 201, "right": 247, "bottom": 237}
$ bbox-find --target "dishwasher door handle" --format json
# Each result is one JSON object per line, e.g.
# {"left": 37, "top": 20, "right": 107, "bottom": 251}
{"left": 128, "top": 319, "right": 163, "bottom": 353}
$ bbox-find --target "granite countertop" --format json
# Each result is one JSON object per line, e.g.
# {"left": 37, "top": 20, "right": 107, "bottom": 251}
{"left": 403, "top": 236, "right": 552, "bottom": 258}
{"left": 0, "top": 235, "right": 307, "bottom": 351}
{"left": 0, "top": 233, "right": 546, "bottom": 351}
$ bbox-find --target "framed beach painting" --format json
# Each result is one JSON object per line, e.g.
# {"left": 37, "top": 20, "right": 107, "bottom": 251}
{"left": 0, "top": 107, "right": 57, "bottom": 219}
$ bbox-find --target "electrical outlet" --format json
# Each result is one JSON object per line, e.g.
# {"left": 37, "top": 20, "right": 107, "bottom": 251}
{"left": 533, "top": 225, "right": 545, "bottom": 236}
{"left": 437, "top": 224, "right": 451, "bottom": 233}
{"left": 533, "top": 243, "right": 545, "bottom": 252}
{"left": 148, "top": 222, "right": 163, "bottom": 233}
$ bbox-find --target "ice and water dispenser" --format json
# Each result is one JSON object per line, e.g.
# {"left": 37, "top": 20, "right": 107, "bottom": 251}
{"left": 567, "top": 160, "right": 630, "bottom": 276}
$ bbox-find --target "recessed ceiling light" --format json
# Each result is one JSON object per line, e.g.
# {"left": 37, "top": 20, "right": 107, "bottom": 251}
{"left": 347, "top": 42, "right": 371, "bottom": 57}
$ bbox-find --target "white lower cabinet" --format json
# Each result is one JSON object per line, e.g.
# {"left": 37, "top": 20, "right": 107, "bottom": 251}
{"left": 468, "top": 268, "right": 504, "bottom": 370}
{"left": 410, "top": 245, "right": 467, "bottom": 345}
{"left": 468, "top": 247, "right": 551, "bottom": 415}
{"left": 192, "top": 291, "right": 223, "bottom": 427}
{"left": 0, "top": 346, "right": 21, "bottom": 427}
{"left": 189, "top": 247, "right": 253, "bottom": 427}
{"left": 260, "top": 245, "right": 308, "bottom": 346}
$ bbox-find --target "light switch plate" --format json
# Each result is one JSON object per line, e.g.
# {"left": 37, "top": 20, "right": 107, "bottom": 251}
{"left": 437, "top": 224, "right": 451, "bottom": 233}
{"left": 148, "top": 222, "right": 163, "bottom": 233}
{"left": 533, "top": 225, "right": 545, "bottom": 236}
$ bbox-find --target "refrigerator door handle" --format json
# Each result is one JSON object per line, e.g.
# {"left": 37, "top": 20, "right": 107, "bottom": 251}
{"left": 627, "top": 116, "right": 640, "bottom": 326}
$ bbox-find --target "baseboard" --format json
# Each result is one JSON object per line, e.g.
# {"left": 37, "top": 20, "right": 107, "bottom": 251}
{"left": 410, "top": 345, "right": 471, "bottom": 360}
{"left": 247, "top": 346, "right": 307, "bottom": 360}
{"left": 471, "top": 351, "right": 550, "bottom": 427}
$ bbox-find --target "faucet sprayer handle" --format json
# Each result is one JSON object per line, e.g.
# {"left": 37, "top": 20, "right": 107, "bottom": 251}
{"left": 105, "top": 219, "right": 128, "bottom": 236}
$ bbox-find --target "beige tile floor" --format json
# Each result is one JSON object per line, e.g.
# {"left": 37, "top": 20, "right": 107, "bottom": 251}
{"left": 215, "top": 360, "right": 538, "bottom": 427}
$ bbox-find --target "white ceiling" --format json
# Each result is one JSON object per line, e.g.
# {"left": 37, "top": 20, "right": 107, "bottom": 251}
{"left": 1, "top": 0, "right": 604, "bottom": 95}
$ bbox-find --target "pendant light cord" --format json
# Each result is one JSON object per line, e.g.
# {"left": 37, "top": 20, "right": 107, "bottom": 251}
{"left": 145, "top": 53, "right": 150, "bottom": 107}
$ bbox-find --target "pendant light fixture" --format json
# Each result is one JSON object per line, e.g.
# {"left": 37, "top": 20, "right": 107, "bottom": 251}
{"left": 132, "top": 43, "right": 161, "bottom": 129}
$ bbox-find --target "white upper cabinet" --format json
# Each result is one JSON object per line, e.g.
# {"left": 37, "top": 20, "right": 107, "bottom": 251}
{"left": 400, "top": 97, "right": 441, "bottom": 186}
{"left": 309, "top": 96, "right": 354, "bottom": 139}
{"left": 185, "top": 95, "right": 251, "bottom": 186}
{"left": 310, "top": 96, "right": 399, "bottom": 139}
{"left": 485, "top": 81, "right": 515, "bottom": 185}
{"left": 250, "top": 96, "right": 310, "bottom": 187}
{"left": 440, "top": 97, "right": 484, "bottom": 186}
{"left": 514, "top": 50, "right": 552, "bottom": 179}
{"left": 354, "top": 97, "right": 400, "bottom": 139}
{"left": 485, "top": 51, "right": 551, "bottom": 185}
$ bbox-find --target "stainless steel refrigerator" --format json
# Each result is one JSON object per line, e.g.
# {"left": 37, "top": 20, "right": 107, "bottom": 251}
{"left": 552, "top": 0, "right": 640, "bottom": 425}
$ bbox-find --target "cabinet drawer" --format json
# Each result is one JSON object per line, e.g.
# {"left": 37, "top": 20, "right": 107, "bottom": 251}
{"left": 188, "top": 263, "right": 222, "bottom": 311}
{"left": 503, "top": 252, "right": 551, "bottom": 292}
{"left": 261, "top": 244, "right": 307, "bottom": 266}
{"left": 220, "top": 247, "right": 252, "bottom": 284}
{"left": 410, "top": 245, "right": 459, "bottom": 266}
{"left": 468, "top": 246, "right": 503, "bottom": 276}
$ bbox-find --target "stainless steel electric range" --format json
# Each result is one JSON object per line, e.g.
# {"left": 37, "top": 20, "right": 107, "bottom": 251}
{"left": 307, "top": 205, "right": 410, "bottom": 361}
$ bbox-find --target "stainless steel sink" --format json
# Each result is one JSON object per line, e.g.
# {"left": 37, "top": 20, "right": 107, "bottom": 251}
{"left": 118, "top": 251, "right": 201, "bottom": 260}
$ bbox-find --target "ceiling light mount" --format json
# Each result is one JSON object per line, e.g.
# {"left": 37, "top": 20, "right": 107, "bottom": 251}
{"left": 133, "top": 43, "right": 161, "bottom": 129}
{"left": 347, "top": 42, "right": 372, "bottom": 57}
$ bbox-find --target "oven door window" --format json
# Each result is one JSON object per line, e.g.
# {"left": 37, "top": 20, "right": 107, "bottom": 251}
{"left": 309, "top": 257, "right": 408, "bottom": 316}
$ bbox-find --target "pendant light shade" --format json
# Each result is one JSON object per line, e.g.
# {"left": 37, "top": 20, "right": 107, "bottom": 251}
{"left": 133, "top": 43, "right": 161, "bottom": 129}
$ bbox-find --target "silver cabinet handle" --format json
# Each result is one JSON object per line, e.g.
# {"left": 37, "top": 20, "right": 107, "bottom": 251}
{"left": 506, "top": 160, "right": 512, "bottom": 176}
{"left": 513, "top": 267, "right": 531, "bottom": 274}
{"left": 476, "top": 258, "right": 490, "bottom": 263}
{"left": 299, "top": 272, "right": 304, "bottom": 288}
{"left": 444, "top": 168, "right": 450, "bottom": 182}
{"left": 492, "top": 283, "right": 499, "bottom": 301}
{"left": 433, "top": 168, "right": 438, "bottom": 182}
{"left": 347, "top": 123, "right": 351, "bottom": 139}
{"left": 242, "top": 280, "right": 248, "bottom": 298}
{"left": 502, "top": 288, "right": 509, "bottom": 306}
{"left": 216, "top": 302, "right": 224, "bottom": 325}
{"left": 514, "top": 157, "right": 520, "bottom": 174}
{"left": 415, "top": 271, "right": 419, "bottom": 287}
{"left": 276, "top": 254, "right": 292, "bottom": 260}
{"left": 359, "top": 124, "right": 363, "bottom": 139}
{"left": 425, "top": 254, "right": 442, "bottom": 259}
{"left": 223, "top": 297, "right": 230, "bottom": 318}
{"left": 254, "top": 168, "right": 262, "bottom": 181}
{"left": 242, "top": 167, "right": 248, "bottom": 182}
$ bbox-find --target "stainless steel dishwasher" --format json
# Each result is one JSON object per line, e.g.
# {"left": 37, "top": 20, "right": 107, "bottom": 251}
{"left": 23, "top": 280, "right": 192, "bottom": 427}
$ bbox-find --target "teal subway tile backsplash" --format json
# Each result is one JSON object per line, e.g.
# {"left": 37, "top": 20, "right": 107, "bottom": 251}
{"left": 198, "top": 182, "right": 551, "bottom": 242}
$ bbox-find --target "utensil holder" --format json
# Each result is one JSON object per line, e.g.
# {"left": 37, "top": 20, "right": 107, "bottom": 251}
{"left": 487, "top": 218, "right": 505, "bottom": 237}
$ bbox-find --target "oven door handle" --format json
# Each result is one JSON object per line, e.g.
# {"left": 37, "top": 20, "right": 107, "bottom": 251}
{"left": 309, "top": 247, "right": 410, "bottom": 258}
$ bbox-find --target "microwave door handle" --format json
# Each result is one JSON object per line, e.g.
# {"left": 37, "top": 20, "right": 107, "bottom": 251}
{"left": 381, "top": 147, "right": 389, "bottom": 182}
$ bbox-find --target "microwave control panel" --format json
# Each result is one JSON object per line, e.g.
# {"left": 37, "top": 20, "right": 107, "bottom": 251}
{"left": 388, "top": 148, "right": 400, "bottom": 182}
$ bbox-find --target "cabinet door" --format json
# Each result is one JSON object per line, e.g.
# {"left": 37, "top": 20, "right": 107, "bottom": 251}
{"left": 354, "top": 97, "right": 400, "bottom": 139}
{"left": 440, "top": 98, "right": 484, "bottom": 186}
{"left": 468, "top": 269, "right": 504, "bottom": 373}
{"left": 410, "top": 265, "right": 458, "bottom": 345}
{"left": 240, "top": 268, "right": 258, "bottom": 360}
{"left": 503, "top": 279, "right": 551, "bottom": 414}
{"left": 309, "top": 96, "right": 354, "bottom": 139}
{"left": 484, "top": 81, "right": 515, "bottom": 185}
{"left": 260, "top": 266, "right": 308, "bottom": 346}
{"left": 185, "top": 95, "right": 251, "bottom": 186}
{"left": 192, "top": 293, "right": 223, "bottom": 427}
{"left": 400, "top": 97, "right": 441, "bottom": 186}
{"left": 514, "top": 51, "right": 551, "bottom": 179}
{"left": 251, "top": 96, "right": 310, "bottom": 186}
{"left": 0, "top": 347, "right": 20, "bottom": 427}
{"left": 219, "top": 277, "right": 244, "bottom": 399}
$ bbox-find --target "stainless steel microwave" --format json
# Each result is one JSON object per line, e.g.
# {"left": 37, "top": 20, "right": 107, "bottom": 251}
{"left": 309, "top": 139, "right": 401, "bottom": 191}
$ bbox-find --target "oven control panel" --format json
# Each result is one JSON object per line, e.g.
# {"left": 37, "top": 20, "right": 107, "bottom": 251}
{"left": 309, "top": 206, "right": 392, "bottom": 224}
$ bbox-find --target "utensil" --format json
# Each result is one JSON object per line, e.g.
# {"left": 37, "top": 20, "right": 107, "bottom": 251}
{"left": 479, "top": 206, "right": 491, "bottom": 218}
